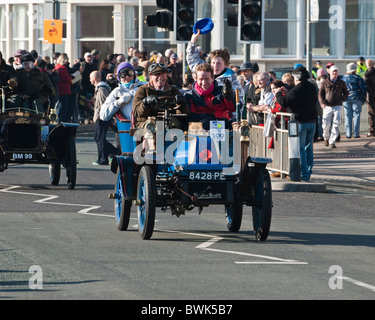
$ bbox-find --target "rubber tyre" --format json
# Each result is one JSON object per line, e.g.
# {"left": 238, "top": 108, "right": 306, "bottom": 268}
{"left": 49, "top": 163, "right": 61, "bottom": 185}
{"left": 66, "top": 134, "right": 77, "bottom": 190}
{"left": 252, "top": 168, "right": 272, "bottom": 241}
{"left": 115, "top": 172, "right": 132, "bottom": 231}
{"left": 226, "top": 204, "right": 243, "bottom": 232}
{"left": 136, "top": 166, "right": 156, "bottom": 240}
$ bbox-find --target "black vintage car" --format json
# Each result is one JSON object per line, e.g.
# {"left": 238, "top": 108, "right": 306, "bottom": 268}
{"left": 0, "top": 87, "right": 79, "bottom": 189}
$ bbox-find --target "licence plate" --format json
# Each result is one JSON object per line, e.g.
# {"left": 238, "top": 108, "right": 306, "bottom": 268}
{"left": 188, "top": 171, "right": 225, "bottom": 181}
{"left": 11, "top": 153, "right": 35, "bottom": 160}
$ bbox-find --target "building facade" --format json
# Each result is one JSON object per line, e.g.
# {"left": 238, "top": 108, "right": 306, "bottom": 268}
{"left": 0, "top": 0, "right": 374, "bottom": 72}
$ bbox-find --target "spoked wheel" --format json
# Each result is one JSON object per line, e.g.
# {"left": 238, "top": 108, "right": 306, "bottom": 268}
{"left": 115, "top": 171, "right": 132, "bottom": 231}
{"left": 136, "top": 166, "right": 156, "bottom": 240}
{"left": 252, "top": 168, "right": 272, "bottom": 241}
{"left": 225, "top": 203, "right": 243, "bottom": 232}
{"left": 49, "top": 163, "right": 61, "bottom": 185}
{"left": 66, "top": 134, "right": 77, "bottom": 190}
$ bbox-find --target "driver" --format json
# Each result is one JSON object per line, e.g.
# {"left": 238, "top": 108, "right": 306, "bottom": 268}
{"left": 132, "top": 63, "right": 189, "bottom": 129}
{"left": 184, "top": 63, "right": 235, "bottom": 130}
{"left": 17, "top": 53, "right": 56, "bottom": 112}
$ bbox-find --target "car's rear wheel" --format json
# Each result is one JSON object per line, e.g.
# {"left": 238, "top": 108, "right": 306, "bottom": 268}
{"left": 226, "top": 203, "right": 243, "bottom": 232}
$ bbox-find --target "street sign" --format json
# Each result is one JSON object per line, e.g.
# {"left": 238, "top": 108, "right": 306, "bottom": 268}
{"left": 310, "top": 0, "right": 320, "bottom": 23}
{"left": 43, "top": 19, "right": 63, "bottom": 44}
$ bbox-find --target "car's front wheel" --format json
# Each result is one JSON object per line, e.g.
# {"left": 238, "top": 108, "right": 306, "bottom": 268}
{"left": 252, "top": 168, "right": 272, "bottom": 241}
{"left": 136, "top": 166, "right": 156, "bottom": 240}
{"left": 49, "top": 163, "right": 61, "bottom": 185}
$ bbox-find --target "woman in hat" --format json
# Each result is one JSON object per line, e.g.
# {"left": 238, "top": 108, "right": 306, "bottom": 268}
{"left": 100, "top": 62, "right": 146, "bottom": 122}
{"left": 342, "top": 62, "right": 367, "bottom": 139}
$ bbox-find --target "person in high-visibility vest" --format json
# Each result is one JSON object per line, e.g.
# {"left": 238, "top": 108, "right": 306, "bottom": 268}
{"left": 312, "top": 60, "right": 322, "bottom": 79}
{"left": 356, "top": 56, "right": 367, "bottom": 78}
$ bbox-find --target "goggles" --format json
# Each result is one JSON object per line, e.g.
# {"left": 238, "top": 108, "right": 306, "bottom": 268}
{"left": 149, "top": 63, "right": 167, "bottom": 73}
{"left": 22, "top": 61, "right": 35, "bottom": 69}
{"left": 119, "top": 68, "right": 135, "bottom": 78}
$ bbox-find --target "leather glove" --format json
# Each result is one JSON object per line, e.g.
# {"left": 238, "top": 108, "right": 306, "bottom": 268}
{"left": 222, "top": 78, "right": 233, "bottom": 100}
{"left": 175, "top": 95, "right": 188, "bottom": 108}
{"left": 43, "top": 85, "right": 53, "bottom": 95}
{"left": 7, "top": 79, "right": 17, "bottom": 88}
{"left": 142, "top": 95, "right": 159, "bottom": 109}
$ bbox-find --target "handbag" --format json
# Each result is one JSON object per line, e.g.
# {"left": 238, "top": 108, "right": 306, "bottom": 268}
{"left": 263, "top": 112, "right": 276, "bottom": 137}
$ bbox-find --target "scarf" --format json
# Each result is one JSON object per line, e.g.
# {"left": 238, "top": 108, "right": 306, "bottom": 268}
{"left": 194, "top": 82, "right": 214, "bottom": 97}
{"left": 121, "top": 80, "right": 134, "bottom": 89}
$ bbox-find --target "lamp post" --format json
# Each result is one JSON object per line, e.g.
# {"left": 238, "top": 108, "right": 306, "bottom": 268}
{"left": 306, "top": 0, "right": 312, "bottom": 76}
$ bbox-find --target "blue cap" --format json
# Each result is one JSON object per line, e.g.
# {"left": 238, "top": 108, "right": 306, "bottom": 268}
{"left": 294, "top": 63, "right": 304, "bottom": 69}
{"left": 193, "top": 18, "right": 214, "bottom": 35}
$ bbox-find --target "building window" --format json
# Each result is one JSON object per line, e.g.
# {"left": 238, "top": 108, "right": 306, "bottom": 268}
{"left": 345, "top": 0, "right": 375, "bottom": 56}
{"left": 124, "top": 5, "right": 173, "bottom": 56}
{"left": 309, "top": 0, "right": 338, "bottom": 57}
{"left": 264, "top": 0, "right": 298, "bottom": 56}
{"left": 0, "top": 6, "right": 6, "bottom": 54}
{"left": 13, "top": 5, "right": 28, "bottom": 52}
{"left": 77, "top": 6, "right": 114, "bottom": 58}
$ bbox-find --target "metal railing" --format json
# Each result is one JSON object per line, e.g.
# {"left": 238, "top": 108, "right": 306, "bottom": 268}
{"left": 248, "top": 103, "right": 371, "bottom": 178}
{"left": 339, "top": 102, "right": 369, "bottom": 134}
{"left": 249, "top": 111, "right": 294, "bottom": 177}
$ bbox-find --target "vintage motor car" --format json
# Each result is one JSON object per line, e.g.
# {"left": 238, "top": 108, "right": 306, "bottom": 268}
{"left": 109, "top": 94, "right": 272, "bottom": 241}
{"left": 0, "top": 86, "right": 79, "bottom": 189}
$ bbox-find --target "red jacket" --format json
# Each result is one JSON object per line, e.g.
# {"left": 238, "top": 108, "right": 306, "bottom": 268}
{"left": 54, "top": 64, "right": 72, "bottom": 95}
{"left": 185, "top": 81, "right": 235, "bottom": 120}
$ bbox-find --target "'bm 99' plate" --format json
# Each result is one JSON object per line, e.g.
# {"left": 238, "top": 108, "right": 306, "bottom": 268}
{"left": 11, "top": 153, "right": 35, "bottom": 160}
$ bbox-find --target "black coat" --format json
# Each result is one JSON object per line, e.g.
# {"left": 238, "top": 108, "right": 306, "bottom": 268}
{"left": 0, "top": 58, "right": 17, "bottom": 87}
{"left": 365, "top": 66, "right": 375, "bottom": 100}
{"left": 276, "top": 80, "right": 318, "bottom": 123}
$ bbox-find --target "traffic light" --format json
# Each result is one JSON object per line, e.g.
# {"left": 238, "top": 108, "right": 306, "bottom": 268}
{"left": 227, "top": 0, "right": 238, "bottom": 27}
{"left": 146, "top": 0, "right": 174, "bottom": 31}
{"left": 238, "top": 0, "right": 264, "bottom": 43}
{"left": 174, "top": 0, "right": 196, "bottom": 42}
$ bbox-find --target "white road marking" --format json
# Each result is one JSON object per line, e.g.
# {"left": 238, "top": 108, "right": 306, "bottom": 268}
{"left": 339, "top": 276, "right": 375, "bottom": 292}
{"left": 0, "top": 184, "right": 102, "bottom": 215}
{"left": 158, "top": 227, "right": 307, "bottom": 264}
{"left": 195, "top": 235, "right": 308, "bottom": 264}
{"left": 235, "top": 261, "right": 308, "bottom": 265}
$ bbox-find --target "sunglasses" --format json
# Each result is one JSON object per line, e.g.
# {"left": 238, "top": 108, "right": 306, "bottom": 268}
{"left": 119, "top": 69, "right": 135, "bottom": 78}
{"left": 149, "top": 63, "right": 167, "bottom": 73}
